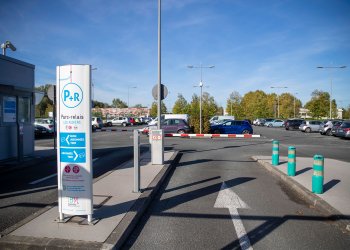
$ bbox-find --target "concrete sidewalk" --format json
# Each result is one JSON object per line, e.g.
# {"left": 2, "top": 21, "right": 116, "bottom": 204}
{"left": 253, "top": 155, "right": 350, "bottom": 231}
{"left": 0, "top": 149, "right": 179, "bottom": 249}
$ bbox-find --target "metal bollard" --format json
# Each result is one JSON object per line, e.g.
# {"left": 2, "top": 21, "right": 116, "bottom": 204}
{"left": 312, "top": 155, "right": 324, "bottom": 194}
{"left": 287, "top": 146, "right": 296, "bottom": 176}
{"left": 133, "top": 130, "right": 140, "bottom": 193}
{"left": 272, "top": 140, "right": 279, "bottom": 166}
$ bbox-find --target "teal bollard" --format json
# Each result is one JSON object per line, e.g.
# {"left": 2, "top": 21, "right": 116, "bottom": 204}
{"left": 287, "top": 146, "right": 296, "bottom": 176}
{"left": 312, "top": 155, "right": 324, "bottom": 194}
{"left": 272, "top": 140, "right": 279, "bottom": 166}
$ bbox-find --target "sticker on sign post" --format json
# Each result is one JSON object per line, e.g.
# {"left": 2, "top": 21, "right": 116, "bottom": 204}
{"left": 56, "top": 65, "right": 93, "bottom": 220}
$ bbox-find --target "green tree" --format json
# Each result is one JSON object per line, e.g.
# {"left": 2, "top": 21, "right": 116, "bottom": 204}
{"left": 35, "top": 84, "right": 53, "bottom": 117}
{"left": 278, "top": 93, "right": 303, "bottom": 118}
{"left": 172, "top": 94, "right": 190, "bottom": 114}
{"left": 112, "top": 98, "right": 127, "bottom": 108}
{"left": 305, "top": 90, "right": 330, "bottom": 118}
{"left": 133, "top": 104, "right": 144, "bottom": 108}
{"left": 93, "top": 100, "right": 110, "bottom": 108}
{"left": 226, "top": 91, "right": 244, "bottom": 119}
{"left": 150, "top": 101, "right": 167, "bottom": 117}
{"left": 343, "top": 105, "right": 350, "bottom": 119}
{"left": 188, "top": 92, "right": 218, "bottom": 133}
{"left": 241, "top": 90, "right": 273, "bottom": 120}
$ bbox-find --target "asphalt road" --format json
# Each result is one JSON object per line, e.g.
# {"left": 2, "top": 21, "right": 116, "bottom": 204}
{"left": 1, "top": 125, "right": 349, "bottom": 248}
{"left": 124, "top": 126, "right": 350, "bottom": 249}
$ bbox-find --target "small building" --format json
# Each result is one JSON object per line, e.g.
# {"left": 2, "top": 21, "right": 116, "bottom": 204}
{"left": 0, "top": 54, "right": 35, "bottom": 160}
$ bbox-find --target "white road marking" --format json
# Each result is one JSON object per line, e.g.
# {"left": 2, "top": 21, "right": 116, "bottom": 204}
{"left": 214, "top": 182, "right": 253, "bottom": 250}
{"left": 29, "top": 158, "right": 98, "bottom": 185}
{"left": 29, "top": 173, "right": 57, "bottom": 185}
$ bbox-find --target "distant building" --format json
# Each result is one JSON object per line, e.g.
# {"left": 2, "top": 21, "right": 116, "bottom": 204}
{"left": 298, "top": 108, "right": 344, "bottom": 119}
{"left": 299, "top": 108, "right": 312, "bottom": 119}
{"left": 337, "top": 108, "right": 343, "bottom": 119}
{"left": 92, "top": 107, "right": 150, "bottom": 118}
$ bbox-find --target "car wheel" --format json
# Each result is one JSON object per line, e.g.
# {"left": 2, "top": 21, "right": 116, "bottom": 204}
{"left": 326, "top": 129, "right": 331, "bottom": 136}
{"left": 122, "top": 122, "right": 126, "bottom": 127}
{"left": 242, "top": 129, "right": 250, "bottom": 134}
{"left": 305, "top": 127, "right": 311, "bottom": 133}
{"left": 214, "top": 129, "right": 220, "bottom": 134}
{"left": 177, "top": 129, "right": 185, "bottom": 134}
{"left": 268, "top": 124, "right": 272, "bottom": 127}
{"left": 108, "top": 122, "right": 112, "bottom": 127}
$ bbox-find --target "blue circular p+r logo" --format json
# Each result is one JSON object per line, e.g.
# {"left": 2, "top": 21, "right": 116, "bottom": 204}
{"left": 61, "top": 83, "right": 83, "bottom": 108}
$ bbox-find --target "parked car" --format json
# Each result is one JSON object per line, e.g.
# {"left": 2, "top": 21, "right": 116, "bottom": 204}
{"left": 253, "top": 118, "right": 265, "bottom": 126}
{"left": 210, "top": 120, "right": 253, "bottom": 134}
{"left": 34, "top": 124, "right": 50, "bottom": 137}
{"left": 319, "top": 120, "right": 343, "bottom": 136}
{"left": 264, "top": 119, "right": 284, "bottom": 127}
{"left": 331, "top": 121, "right": 344, "bottom": 136}
{"left": 34, "top": 118, "right": 55, "bottom": 134}
{"left": 161, "top": 119, "right": 191, "bottom": 134}
{"left": 336, "top": 120, "right": 350, "bottom": 139}
{"left": 299, "top": 120, "right": 322, "bottom": 133}
{"left": 92, "top": 117, "right": 103, "bottom": 129}
{"left": 261, "top": 118, "right": 274, "bottom": 126}
{"left": 285, "top": 119, "right": 304, "bottom": 130}
{"left": 111, "top": 117, "right": 131, "bottom": 127}
{"left": 209, "top": 115, "right": 235, "bottom": 125}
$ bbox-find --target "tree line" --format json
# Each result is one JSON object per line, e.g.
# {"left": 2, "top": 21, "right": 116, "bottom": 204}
{"left": 35, "top": 84, "right": 350, "bottom": 126}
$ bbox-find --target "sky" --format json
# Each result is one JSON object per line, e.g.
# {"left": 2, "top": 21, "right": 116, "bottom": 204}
{"left": 1, "top": 0, "right": 350, "bottom": 110}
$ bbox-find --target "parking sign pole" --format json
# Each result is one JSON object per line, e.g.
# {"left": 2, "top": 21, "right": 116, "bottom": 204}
{"left": 133, "top": 130, "right": 140, "bottom": 193}
{"left": 56, "top": 65, "right": 93, "bottom": 223}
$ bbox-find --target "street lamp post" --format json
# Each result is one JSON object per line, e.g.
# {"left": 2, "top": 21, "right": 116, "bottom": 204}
{"left": 188, "top": 63, "right": 215, "bottom": 134}
{"left": 270, "top": 86, "right": 288, "bottom": 118}
{"left": 294, "top": 92, "right": 298, "bottom": 118}
{"left": 317, "top": 66, "right": 346, "bottom": 119}
{"left": 91, "top": 67, "right": 97, "bottom": 103}
{"left": 127, "top": 86, "right": 137, "bottom": 107}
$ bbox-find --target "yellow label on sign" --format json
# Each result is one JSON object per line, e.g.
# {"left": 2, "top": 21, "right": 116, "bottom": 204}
{"left": 313, "top": 170, "right": 323, "bottom": 176}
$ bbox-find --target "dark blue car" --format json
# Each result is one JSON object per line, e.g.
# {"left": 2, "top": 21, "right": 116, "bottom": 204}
{"left": 210, "top": 120, "right": 253, "bottom": 134}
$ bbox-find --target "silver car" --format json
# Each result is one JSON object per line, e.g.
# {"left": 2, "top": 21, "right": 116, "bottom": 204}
{"left": 319, "top": 120, "right": 343, "bottom": 136}
{"left": 336, "top": 121, "right": 350, "bottom": 138}
{"left": 299, "top": 120, "right": 322, "bottom": 133}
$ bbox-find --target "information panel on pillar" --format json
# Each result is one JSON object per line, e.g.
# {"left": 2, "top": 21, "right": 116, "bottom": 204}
{"left": 56, "top": 64, "right": 93, "bottom": 216}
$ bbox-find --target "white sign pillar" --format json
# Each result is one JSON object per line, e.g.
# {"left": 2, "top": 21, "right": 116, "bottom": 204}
{"left": 150, "top": 129, "right": 164, "bottom": 165}
{"left": 56, "top": 65, "right": 93, "bottom": 222}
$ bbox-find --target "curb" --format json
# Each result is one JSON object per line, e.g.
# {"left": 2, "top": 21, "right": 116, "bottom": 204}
{"left": 252, "top": 156, "right": 350, "bottom": 232}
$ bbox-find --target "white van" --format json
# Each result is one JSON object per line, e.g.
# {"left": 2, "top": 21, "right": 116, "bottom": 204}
{"left": 148, "top": 114, "right": 189, "bottom": 126}
{"left": 209, "top": 115, "right": 235, "bottom": 124}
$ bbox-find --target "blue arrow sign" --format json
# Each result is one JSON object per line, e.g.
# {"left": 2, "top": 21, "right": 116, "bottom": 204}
{"left": 60, "top": 132, "right": 86, "bottom": 147}
{"left": 60, "top": 148, "right": 86, "bottom": 163}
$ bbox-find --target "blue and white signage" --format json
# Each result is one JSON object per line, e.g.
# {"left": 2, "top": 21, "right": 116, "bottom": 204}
{"left": 61, "top": 83, "right": 83, "bottom": 108}
{"left": 60, "top": 132, "right": 86, "bottom": 147}
{"left": 60, "top": 148, "right": 86, "bottom": 163}
{"left": 56, "top": 65, "right": 93, "bottom": 217}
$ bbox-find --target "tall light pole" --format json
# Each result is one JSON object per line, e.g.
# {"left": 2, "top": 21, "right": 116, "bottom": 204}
{"left": 91, "top": 67, "right": 97, "bottom": 103}
{"left": 294, "top": 92, "right": 298, "bottom": 118}
{"left": 157, "top": 0, "right": 162, "bottom": 129}
{"left": 127, "top": 86, "right": 137, "bottom": 107}
{"left": 270, "top": 86, "right": 288, "bottom": 118}
{"left": 188, "top": 63, "right": 215, "bottom": 134}
{"left": 317, "top": 66, "right": 346, "bottom": 119}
